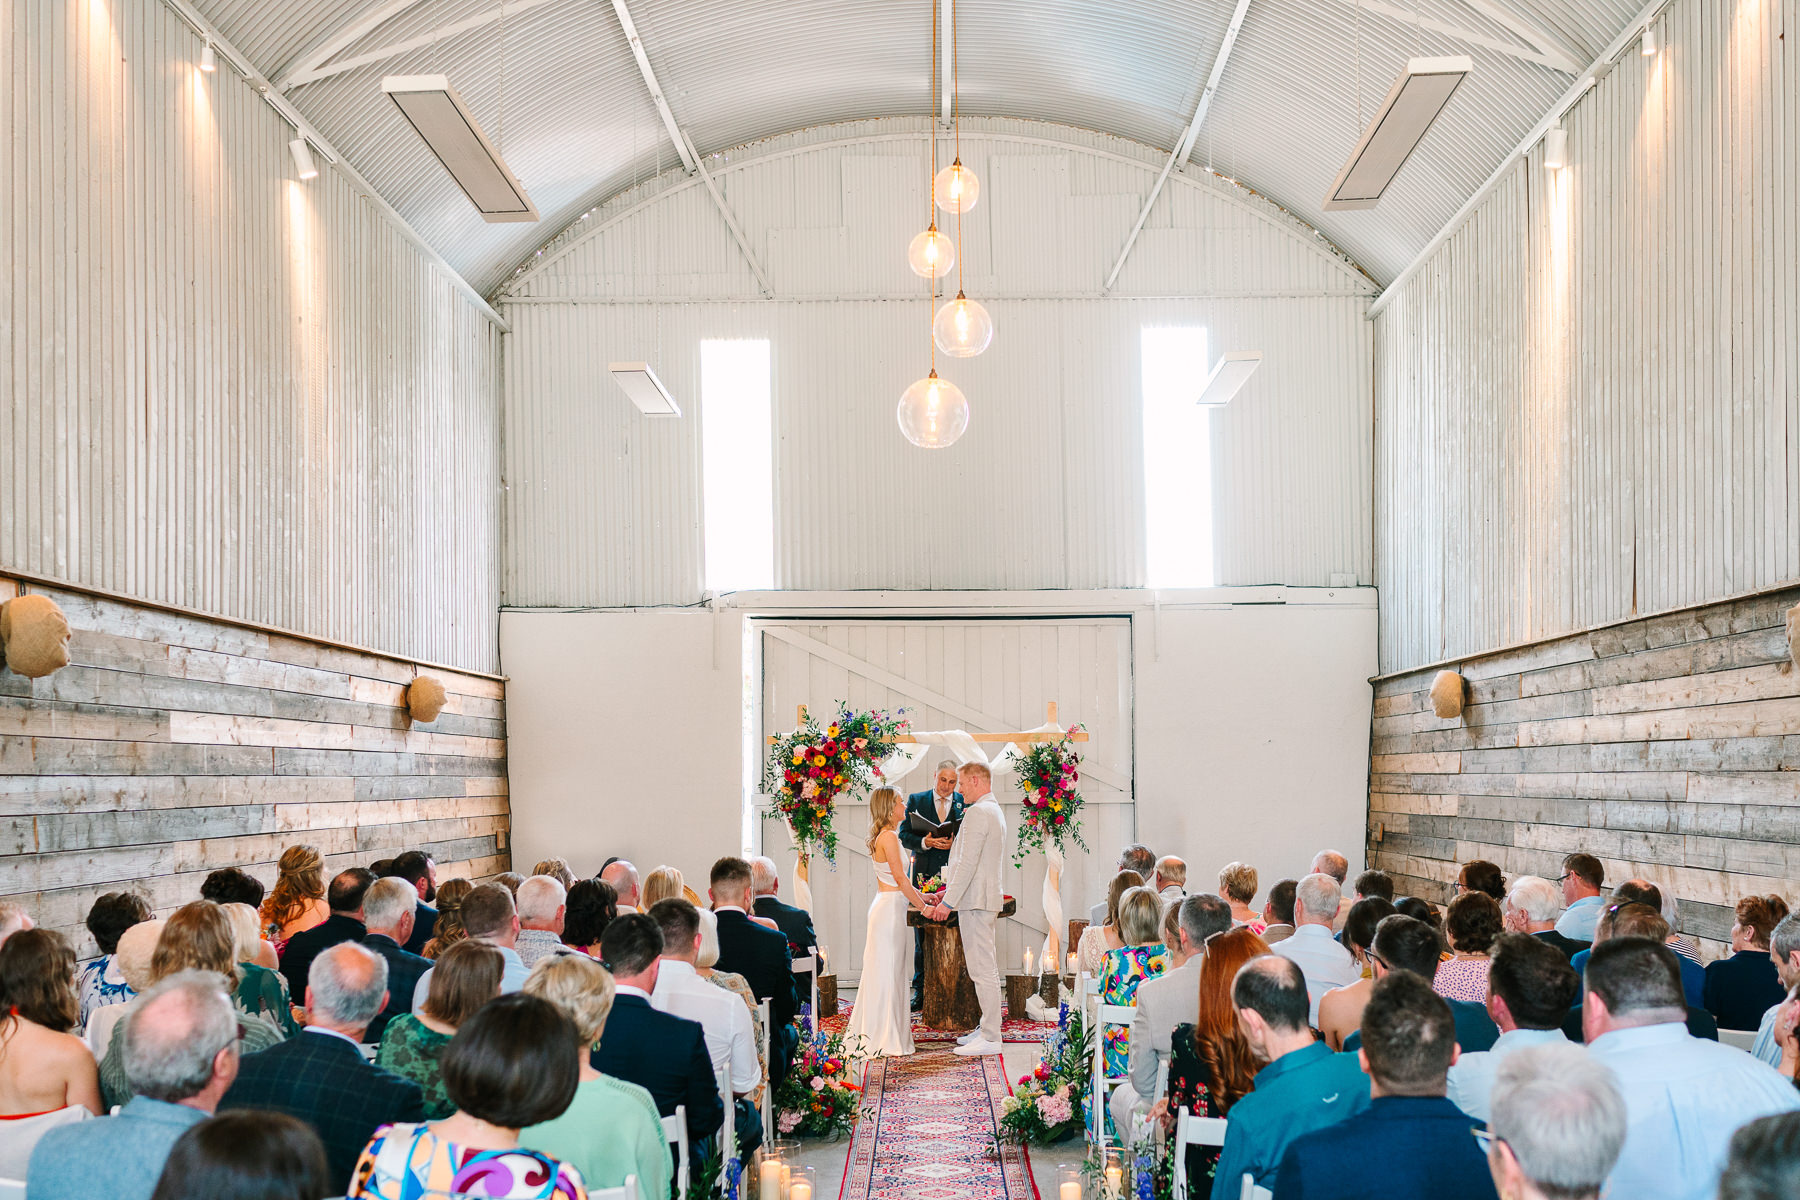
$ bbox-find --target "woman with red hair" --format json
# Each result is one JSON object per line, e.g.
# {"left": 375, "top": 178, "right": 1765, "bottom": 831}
{"left": 1157, "top": 927, "right": 1270, "bottom": 1186}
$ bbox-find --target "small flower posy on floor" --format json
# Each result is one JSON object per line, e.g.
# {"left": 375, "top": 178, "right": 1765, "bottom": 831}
{"left": 997, "top": 1003, "right": 1092, "bottom": 1144}
{"left": 775, "top": 1026, "right": 867, "bottom": 1138}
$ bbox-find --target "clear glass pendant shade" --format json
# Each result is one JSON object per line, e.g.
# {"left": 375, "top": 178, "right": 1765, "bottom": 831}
{"left": 907, "top": 225, "right": 955, "bottom": 278}
{"left": 932, "top": 159, "right": 979, "bottom": 214}
{"left": 896, "top": 370, "right": 969, "bottom": 448}
{"left": 932, "top": 292, "right": 994, "bottom": 358}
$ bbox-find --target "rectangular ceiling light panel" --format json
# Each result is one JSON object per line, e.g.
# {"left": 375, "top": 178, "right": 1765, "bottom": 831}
{"left": 381, "top": 75, "right": 538, "bottom": 222}
{"left": 1197, "top": 350, "right": 1262, "bottom": 407}
{"left": 610, "top": 362, "right": 681, "bottom": 417}
{"left": 1322, "top": 56, "right": 1472, "bottom": 211}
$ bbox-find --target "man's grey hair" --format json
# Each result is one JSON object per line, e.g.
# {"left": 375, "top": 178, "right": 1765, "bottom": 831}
{"left": 1295, "top": 873, "right": 1342, "bottom": 924}
{"left": 1178, "top": 894, "right": 1233, "bottom": 947}
{"left": 750, "top": 856, "right": 780, "bottom": 896}
{"left": 600, "top": 860, "right": 639, "bottom": 897}
{"left": 1490, "top": 1043, "right": 1627, "bottom": 1195}
{"left": 1772, "top": 914, "right": 1800, "bottom": 963}
{"left": 1506, "top": 875, "right": 1563, "bottom": 924}
{"left": 1119, "top": 844, "right": 1156, "bottom": 877}
{"left": 1310, "top": 850, "right": 1349, "bottom": 884}
{"left": 310, "top": 941, "right": 389, "bottom": 1027}
{"left": 935, "top": 759, "right": 957, "bottom": 775}
{"left": 121, "top": 969, "right": 238, "bottom": 1101}
{"left": 363, "top": 876, "right": 418, "bottom": 932}
{"left": 517, "top": 875, "right": 567, "bottom": 923}
{"left": 1155, "top": 856, "right": 1187, "bottom": 887}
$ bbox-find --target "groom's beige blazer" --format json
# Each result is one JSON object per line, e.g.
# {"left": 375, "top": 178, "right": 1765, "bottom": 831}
{"left": 944, "top": 797, "right": 1007, "bottom": 911}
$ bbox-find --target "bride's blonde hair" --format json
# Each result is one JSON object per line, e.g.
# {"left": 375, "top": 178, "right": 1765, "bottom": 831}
{"left": 867, "top": 787, "right": 901, "bottom": 855}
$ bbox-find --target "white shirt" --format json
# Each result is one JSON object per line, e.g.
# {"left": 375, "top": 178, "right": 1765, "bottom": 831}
{"left": 651, "top": 959, "right": 760, "bottom": 1094}
{"left": 1271, "top": 924, "right": 1360, "bottom": 1026}
{"left": 1445, "top": 1026, "right": 1568, "bottom": 1123}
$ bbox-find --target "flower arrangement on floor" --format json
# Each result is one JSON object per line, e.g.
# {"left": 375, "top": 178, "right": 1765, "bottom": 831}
{"left": 762, "top": 706, "right": 909, "bottom": 864}
{"left": 775, "top": 1026, "right": 865, "bottom": 1138}
{"left": 1011, "top": 727, "right": 1089, "bottom": 865}
{"left": 998, "top": 1003, "right": 1091, "bottom": 1144}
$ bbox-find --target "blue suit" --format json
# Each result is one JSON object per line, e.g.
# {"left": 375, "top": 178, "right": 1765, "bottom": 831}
{"left": 593, "top": 993, "right": 725, "bottom": 1142}
{"left": 1274, "top": 1096, "right": 1500, "bottom": 1200}
{"left": 897, "top": 787, "right": 964, "bottom": 1002}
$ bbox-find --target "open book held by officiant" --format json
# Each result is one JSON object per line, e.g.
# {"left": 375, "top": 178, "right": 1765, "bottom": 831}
{"left": 907, "top": 811, "right": 962, "bottom": 838}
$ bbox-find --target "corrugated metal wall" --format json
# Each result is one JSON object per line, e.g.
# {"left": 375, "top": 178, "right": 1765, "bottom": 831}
{"left": 1, "top": 0, "right": 504, "bottom": 671}
{"left": 1373, "top": 0, "right": 1800, "bottom": 674}
{"left": 501, "top": 119, "right": 1374, "bottom": 606}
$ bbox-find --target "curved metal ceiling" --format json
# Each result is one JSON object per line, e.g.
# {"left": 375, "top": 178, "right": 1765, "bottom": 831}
{"left": 188, "top": 0, "right": 1647, "bottom": 295}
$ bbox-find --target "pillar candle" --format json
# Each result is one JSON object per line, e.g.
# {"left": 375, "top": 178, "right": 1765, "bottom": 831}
{"left": 790, "top": 1184, "right": 812, "bottom": 1200}
{"left": 1059, "top": 1183, "right": 1081, "bottom": 1200}
{"left": 1024, "top": 947, "right": 1034, "bottom": 975}
{"left": 759, "top": 1158, "right": 781, "bottom": 1200}
{"left": 1104, "top": 1166, "right": 1123, "bottom": 1199}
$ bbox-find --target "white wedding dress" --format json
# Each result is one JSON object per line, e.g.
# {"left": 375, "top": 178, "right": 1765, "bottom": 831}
{"left": 845, "top": 850, "right": 915, "bottom": 1057}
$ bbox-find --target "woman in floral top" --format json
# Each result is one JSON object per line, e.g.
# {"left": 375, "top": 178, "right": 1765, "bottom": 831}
{"left": 77, "top": 892, "right": 150, "bottom": 1033}
{"left": 1162, "top": 927, "right": 1269, "bottom": 1186}
{"left": 1096, "top": 887, "right": 1171, "bottom": 1078}
{"left": 352, "top": 994, "right": 587, "bottom": 1199}
{"left": 1434, "top": 892, "right": 1501, "bottom": 1004}
{"left": 378, "top": 939, "right": 506, "bottom": 1119}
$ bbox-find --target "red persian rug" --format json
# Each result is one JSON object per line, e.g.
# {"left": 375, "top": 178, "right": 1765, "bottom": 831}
{"left": 839, "top": 1049, "right": 1040, "bottom": 1200}
{"left": 818, "top": 1002, "right": 1056, "bottom": 1045}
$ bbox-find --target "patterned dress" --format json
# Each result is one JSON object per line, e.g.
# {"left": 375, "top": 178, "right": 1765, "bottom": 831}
{"left": 1165, "top": 1025, "right": 1227, "bottom": 1187}
{"left": 76, "top": 955, "right": 134, "bottom": 1033}
{"left": 1433, "top": 956, "right": 1493, "bottom": 1004}
{"left": 350, "top": 1123, "right": 586, "bottom": 1199}
{"left": 1096, "top": 945, "right": 1169, "bottom": 1076}
{"left": 376, "top": 1015, "right": 458, "bottom": 1119}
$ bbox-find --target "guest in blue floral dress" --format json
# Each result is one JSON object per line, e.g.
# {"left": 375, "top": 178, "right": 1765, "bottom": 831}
{"left": 76, "top": 892, "right": 151, "bottom": 1033}
{"left": 1096, "top": 887, "right": 1171, "bottom": 1077}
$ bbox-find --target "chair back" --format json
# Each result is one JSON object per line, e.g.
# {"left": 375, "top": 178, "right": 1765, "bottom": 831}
{"left": 0, "top": 1105, "right": 90, "bottom": 1179}
{"left": 716, "top": 1060, "right": 737, "bottom": 1190}
{"left": 1238, "top": 1176, "right": 1271, "bottom": 1200}
{"left": 0, "top": 1179, "right": 23, "bottom": 1200}
{"left": 758, "top": 997, "right": 774, "bottom": 1144}
{"left": 664, "top": 1105, "right": 690, "bottom": 1200}
{"left": 1720, "top": 1027, "right": 1758, "bottom": 1053}
{"left": 588, "top": 1175, "right": 640, "bottom": 1200}
{"left": 792, "top": 954, "right": 820, "bottom": 1025}
{"left": 1087, "top": 1002, "right": 1137, "bottom": 1152}
{"left": 1170, "top": 1108, "right": 1229, "bottom": 1200}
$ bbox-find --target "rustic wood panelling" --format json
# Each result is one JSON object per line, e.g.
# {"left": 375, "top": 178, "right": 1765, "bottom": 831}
{"left": 0, "top": 579, "right": 509, "bottom": 957}
{"left": 1367, "top": 586, "right": 1800, "bottom": 960}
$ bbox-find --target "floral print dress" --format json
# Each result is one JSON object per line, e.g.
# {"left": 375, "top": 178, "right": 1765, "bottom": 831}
{"left": 1165, "top": 1025, "right": 1227, "bottom": 1186}
{"left": 375, "top": 1015, "right": 457, "bottom": 1119}
{"left": 350, "top": 1123, "right": 586, "bottom": 1199}
{"left": 1096, "top": 945, "right": 1169, "bottom": 1076}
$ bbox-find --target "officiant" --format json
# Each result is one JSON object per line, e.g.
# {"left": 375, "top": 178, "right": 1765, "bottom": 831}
{"left": 899, "top": 759, "right": 965, "bottom": 1010}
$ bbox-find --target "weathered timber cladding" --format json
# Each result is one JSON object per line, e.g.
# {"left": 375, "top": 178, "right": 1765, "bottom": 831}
{"left": 1367, "top": 587, "right": 1800, "bottom": 959}
{"left": 0, "top": 580, "right": 509, "bottom": 957}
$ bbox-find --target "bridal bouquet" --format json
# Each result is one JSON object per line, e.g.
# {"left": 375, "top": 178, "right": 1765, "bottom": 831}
{"left": 774, "top": 1027, "right": 864, "bottom": 1138}
{"left": 763, "top": 706, "right": 909, "bottom": 864}
{"left": 998, "top": 1003, "right": 1091, "bottom": 1144}
{"left": 1011, "top": 728, "right": 1089, "bottom": 865}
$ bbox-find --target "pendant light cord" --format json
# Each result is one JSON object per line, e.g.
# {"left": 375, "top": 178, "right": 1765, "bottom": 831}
{"left": 952, "top": 0, "right": 963, "bottom": 297}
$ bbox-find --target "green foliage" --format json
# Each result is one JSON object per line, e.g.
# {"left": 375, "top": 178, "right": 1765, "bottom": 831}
{"left": 762, "top": 706, "right": 908, "bottom": 864}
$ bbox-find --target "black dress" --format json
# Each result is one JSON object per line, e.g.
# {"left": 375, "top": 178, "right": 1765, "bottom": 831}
{"left": 1704, "top": 949, "right": 1786, "bottom": 1031}
{"left": 1166, "top": 1023, "right": 1228, "bottom": 1187}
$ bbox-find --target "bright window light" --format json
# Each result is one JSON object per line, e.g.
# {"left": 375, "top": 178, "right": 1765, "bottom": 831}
{"left": 1142, "top": 326, "right": 1214, "bottom": 588}
{"left": 701, "top": 339, "right": 774, "bottom": 592}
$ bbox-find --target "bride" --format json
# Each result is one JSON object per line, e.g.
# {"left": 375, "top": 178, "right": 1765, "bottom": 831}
{"left": 846, "top": 787, "right": 939, "bottom": 1057}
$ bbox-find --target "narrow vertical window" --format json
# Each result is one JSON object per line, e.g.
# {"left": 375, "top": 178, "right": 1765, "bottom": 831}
{"left": 1141, "top": 326, "right": 1214, "bottom": 588}
{"left": 701, "top": 339, "right": 774, "bottom": 592}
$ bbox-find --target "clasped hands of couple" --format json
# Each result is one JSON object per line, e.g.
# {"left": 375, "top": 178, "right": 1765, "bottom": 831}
{"left": 918, "top": 890, "right": 953, "bottom": 922}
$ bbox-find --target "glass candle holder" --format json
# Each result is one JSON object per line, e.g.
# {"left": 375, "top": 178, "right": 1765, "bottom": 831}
{"left": 1057, "top": 1165, "right": 1084, "bottom": 1200}
{"left": 787, "top": 1164, "right": 817, "bottom": 1200}
{"left": 1103, "top": 1149, "right": 1126, "bottom": 1200}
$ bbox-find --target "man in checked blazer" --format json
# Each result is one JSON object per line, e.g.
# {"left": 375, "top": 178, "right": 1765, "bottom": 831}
{"left": 221, "top": 941, "right": 424, "bottom": 1189}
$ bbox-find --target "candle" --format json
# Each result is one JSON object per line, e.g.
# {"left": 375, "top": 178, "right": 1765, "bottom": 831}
{"left": 1060, "top": 1183, "right": 1081, "bottom": 1200}
{"left": 1105, "top": 1166, "right": 1123, "bottom": 1199}
{"left": 790, "top": 1184, "right": 811, "bottom": 1200}
{"left": 1067, "top": 951, "right": 1077, "bottom": 975}
{"left": 1024, "top": 947, "right": 1034, "bottom": 975}
{"left": 759, "top": 1159, "right": 781, "bottom": 1200}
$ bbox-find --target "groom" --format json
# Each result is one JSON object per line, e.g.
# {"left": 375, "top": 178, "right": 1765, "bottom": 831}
{"left": 926, "top": 759, "right": 1007, "bottom": 1057}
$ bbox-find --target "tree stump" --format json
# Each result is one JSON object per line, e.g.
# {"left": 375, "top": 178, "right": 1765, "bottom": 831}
{"left": 907, "top": 897, "right": 1018, "bottom": 1031}
{"left": 1005, "top": 974, "right": 1037, "bottom": 1019}
{"left": 817, "top": 974, "right": 838, "bottom": 1018}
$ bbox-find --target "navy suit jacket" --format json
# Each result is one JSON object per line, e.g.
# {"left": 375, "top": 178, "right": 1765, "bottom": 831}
{"left": 402, "top": 900, "right": 438, "bottom": 956}
{"left": 593, "top": 993, "right": 725, "bottom": 1141}
{"left": 220, "top": 1029, "right": 425, "bottom": 1189}
{"left": 753, "top": 895, "right": 818, "bottom": 962}
{"left": 1531, "top": 928, "right": 1588, "bottom": 962}
{"left": 360, "top": 932, "right": 431, "bottom": 1042}
{"left": 1704, "top": 949, "right": 1786, "bottom": 1032}
{"left": 897, "top": 789, "right": 965, "bottom": 885}
{"left": 715, "top": 909, "right": 797, "bottom": 1030}
{"left": 278, "top": 913, "right": 365, "bottom": 999}
{"left": 1273, "top": 1095, "right": 1499, "bottom": 1200}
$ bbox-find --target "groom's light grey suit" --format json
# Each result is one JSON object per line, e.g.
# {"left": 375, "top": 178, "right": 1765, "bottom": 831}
{"left": 944, "top": 794, "right": 1007, "bottom": 1042}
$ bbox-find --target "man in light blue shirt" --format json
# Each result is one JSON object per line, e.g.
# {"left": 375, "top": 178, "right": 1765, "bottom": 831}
{"left": 1446, "top": 932, "right": 1577, "bottom": 1122}
{"left": 1748, "top": 912, "right": 1800, "bottom": 1067}
{"left": 1271, "top": 874, "right": 1361, "bottom": 1026}
{"left": 1210, "top": 956, "right": 1369, "bottom": 1199}
{"left": 1552, "top": 853, "right": 1605, "bottom": 942}
{"left": 1583, "top": 937, "right": 1800, "bottom": 1200}
{"left": 412, "top": 883, "right": 531, "bottom": 1008}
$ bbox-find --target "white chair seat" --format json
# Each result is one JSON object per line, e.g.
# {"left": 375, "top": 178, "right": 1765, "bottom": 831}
{"left": 1171, "top": 1107, "right": 1228, "bottom": 1200}
{"left": 1720, "top": 1027, "right": 1758, "bottom": 1053}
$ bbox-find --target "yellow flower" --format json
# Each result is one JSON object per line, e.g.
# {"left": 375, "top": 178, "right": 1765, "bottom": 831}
{"left": 833, "top": 774, "right": 845, "bottom": 785}
{"left": 1051, "top": 801, "right": 1062, "bottom": 811}
{"left": 827, "top": 725, "right": 841, "bottom": 737}
{"left": 814, "top": 755, "right": 827, "bottom": 767}
{"left": 792, "top": 750, "right": 805, "bottom": 764}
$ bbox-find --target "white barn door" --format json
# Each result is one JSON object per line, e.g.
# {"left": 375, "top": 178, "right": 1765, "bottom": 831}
{"left": 757, "top": 619, "right": 1133, "bottom": 988}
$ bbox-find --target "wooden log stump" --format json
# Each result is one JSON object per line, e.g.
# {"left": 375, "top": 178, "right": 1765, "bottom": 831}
{"left": 817, "top": 974, "right": 838, "bottom": 1018}
{"left": 907, "top": 897, "right": 1018, "bottom": 1031}
{"left": 1005, "top": 974, "right": 1037, "bottom": 1019}
{"left": 1036, "top": 974, "right": 1060, "bottom": 1009}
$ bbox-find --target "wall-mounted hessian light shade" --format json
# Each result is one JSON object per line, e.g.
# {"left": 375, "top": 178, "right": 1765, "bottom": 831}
{"left": 933, "top": 159, "right": 979, "bottom": 214}
{"left": 908, "top": 223, "right": 955, "bottom": 278}
{"left": 897, "top": 370, "right": 969, "bottom": 449}
{"left": 932, "top": 291, "right": 994, "bottom": 357}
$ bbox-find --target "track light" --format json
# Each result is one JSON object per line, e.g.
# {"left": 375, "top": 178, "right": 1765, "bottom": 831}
{"left": 1544, "top": 127, "right": 1569, "bottom": 172}
{"left": 1641, "top": 24, "right": 1656, "bottom": 56}
{"left": 200, "top": 40, "right": 216, "bottom": 72}
{"left": 288, "top": 138, "right": 319, "bottom": 181}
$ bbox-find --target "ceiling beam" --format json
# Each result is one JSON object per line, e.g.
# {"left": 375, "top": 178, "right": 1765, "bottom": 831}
{"left": 1460, "top": 0, "right": 1591, "bottom": 67}
{"left": 683, "top": 134, "right": 775, "bottom": 298}
{"left": 1334, "top": 0, "right": 1581, "bottom": 74}
{"left": 611, "top": 0, "right": 699, "bottom": 174}
{"left": 274, "top": 0, "right": 433, "bottom": 91}
{"left": 279, "top": 0, "right": 566, "bottom": 89}
{"left": 1103, "top": 0, "right": 1253, "bottom": 292}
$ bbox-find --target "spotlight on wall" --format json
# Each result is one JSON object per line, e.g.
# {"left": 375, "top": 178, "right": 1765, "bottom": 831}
{"left": 1544, "top": 126, "right": 1569, "bottom": 172}
{"left": 609, "top": 362, "right": 681, "bottom": 417}
{"left": 200, "top": 40, "right": 216, "bottom": 72}
{"left": 288, "top": 138, "right": 319, "bottom": 180}
{"left": 1196, "top": 351, "right": 1262, "bottom": 407}
{"left": 1641, "top": 24, "right": 1657, "bottom": 56}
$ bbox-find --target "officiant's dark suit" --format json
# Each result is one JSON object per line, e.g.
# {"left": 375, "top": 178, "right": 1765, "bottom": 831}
{"left": 898, "top": 784, "right": 965, "bottom": 1008}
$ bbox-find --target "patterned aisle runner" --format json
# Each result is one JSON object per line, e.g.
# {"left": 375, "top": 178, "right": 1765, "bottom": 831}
{"left": 840, "top": 1051, "right": 1039, "bottom": 1200}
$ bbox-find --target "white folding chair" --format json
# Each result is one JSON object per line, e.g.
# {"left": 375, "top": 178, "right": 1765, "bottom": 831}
{"left": 792, "top": 954, "right": 820, "bottom": 1025}
{"left": 715, "top": 1061, "right": 737, "bottom": 1194}
{"left": 0, "top": 1179, "right": 24, "bottom": 1199}
{"left": 758, "top": 998, "right": 774, "bottom": 1145}
{"left": 663, "top": 1105, "right": 690, "bottom": 1200}
{"left": 1238, "top": 1176, "right": 1270, "bottom": 1200}
{"left": 587, "top": 1178, "right": 640, "bottom": 1200}
{"left": 1170, "top": 1107, "right": 1229, "bottom": 1200}
{"left": 1720, "top": 1028, "right": 1758, "bottom": 1053}
{"left": 1088, "top": 1002, "right": 1137, "bottom": 1151}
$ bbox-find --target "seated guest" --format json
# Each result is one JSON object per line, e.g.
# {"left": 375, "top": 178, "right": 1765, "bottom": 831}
{"left": 1484, "top": 1043, "right": 1627, "bottom": 1200}
{"left": 1554, "top": 853, "right": 1606, "bottom": 942}
{"left": 149, "top": 1110, "right": 332, "bottom": 1200}
{"left": 1502, "top": 875, "right": 1586, "bottom": 961}
{"left": 1218, "top": 864, "right": 1263, "bottom": 932}
{"left": 1750, "top": 914, "right": 1800, "bottom": 1067}
{"left": 1345, "top": 915, "right": 1499, "bottom": 1053}
{"left": 1316, "top": 897, "right": 1395, "bottom": 1049}
{"left": 1077, "top": 871, "right": 1144, "bottom": 975}
{"left": 1719, "top": 1111, "right": 1800, "bottom": 1200}
{"left": 1446, "top": 933, "right": 1577, "bottom": 1122}
{"left": 356, "top": 878, "right": 431, "bottom": 1041}
{"left": 710, "top": 856, "right": 797, "bottom": 1083}
{"left": 1158, "top": 927, "right": 1267, "bottom": 1175}
{"left": 1097, "top": 887, "right": 1170, "bottom": 1084}
{"left": 1127, "top": 894, "right": 1233, "bottom": 1122}
{"left": 515, "top": 875, "right": 571, "bottom": 967}
{"left": 388, "top": 851, "right": 440, "bottom": 956}
{"left": 1308, "top": 851, "right": 1352, "bottom": 933}
{"left": 1567, "top": 902, "right": 1707, "bottom": 1026}
{"left": 750, "top": 855, "right": 819, "bottom": 971}
{"left": 563, "top": 879, "right": 617, "bottom": 956}
{"left": 77, "top": 891, "right": 151, "bottom": 1032}
{"left": 493, "top": 872, "right": 526, "bottom": 897}
{"left": 29, "top": 972, "right": 240, "bottom": 1200}
{"left": 411, "top": 883, "right": 528, "bottom": 1007}
{"left": 1090, "top": 845, "right": 1157, "bottom": 926}
{"left": 532, "top": 858, "right": 579, "bottom": 891}
{"left": 278, "top": 867, "right": 374, "bottom": 1000}
{"left": 1260, "top": 879, "right": 1297, "bottom": 944}
{"left": 200, "top": 870, "right": 278, "bottom": 967}
{"left": 600, "top": 860, "right": 642, "bottom": 915}
{"left": 1584, "top": 937, "right": 1799, "bottom": 1200}
{"left": 376, "top": 939, "right": 504, "bottom": 1120}
{"left": 1153, "top": 857, "right": 1187, "bottom": 907}
{"left": 1275, "top": 971, "right": 1500, "bottom": 1199}
{"left": 1209, "top": 956, "right": 1369, "bottom": 1199}
{"left": 695, "top": 908, "right": 768, "bottom": 1106}
{"left": 220, "top": 903, "right": 299, "bottom": 1035}
{"left": 370, "top": 858, "right": 395, "bottom": 878}
{"left": 591, "top": 913, "right": 724, "bottom": 1144}
{"left": 1271, "top": 873, "right": 1360, "bottom": 1025}
{"left": 349, "top": 994, "right": 585, "bottom": 1198}
{"left": 647, "top": 899, "right": 760, "bottom": 1153}
{"left": 1706, "top": 894, "right": 1791, "bottom": 1031}
{"left": 1353, "top": 869, "right": 1394, "bottom": 904}
{"left": 419, "top": 878, "right": 471, "bottom": 960}
{"left": 1458, "top": 859, "right": 1507, "bottom": 903}
{"left": 641, "top": 866, "right": 686, "bottom": 910}
{"left": 1435, "top": 891, "right": 1501, "bottom": 1003}
{"left": 221, "top": 942, "right": 425, "bottom": 1188}
{"left": 0, "top": 929, "right": 102, "bottom": 1171}
{"left": 1589, "top": 878, "right": 1700, "bottom": 967}
{"left": 86, "top": 919, "right": 163, "bottom": 1065}
{"left": 521, "top": 953, "right": 672, "bottom": 1200}
{"left": 260, "top": 845, "right": 330, "bottom": 954}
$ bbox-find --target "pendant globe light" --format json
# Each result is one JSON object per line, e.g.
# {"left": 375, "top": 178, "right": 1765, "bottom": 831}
{"left": 932, "top": 159, "right": 979, "bottom": 214}
{"left": 908, "top": 223, "right": 955, "bottom": 279}
{"left": 933, "top": 290, "right": 993, "bottom": 357}
{"left": 933, "top": 0, "right": 991, "bottom": 357}
{"left": 897, "top": 368, "right": 969, "bottom": 448}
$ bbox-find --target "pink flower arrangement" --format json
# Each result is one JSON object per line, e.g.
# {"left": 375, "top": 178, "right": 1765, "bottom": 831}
{"left": 1011, "top": 729, "right": 1088, "bottom": 864}
{"left": 1035, "top": 1092, "right": 1072, "bottom": 1125}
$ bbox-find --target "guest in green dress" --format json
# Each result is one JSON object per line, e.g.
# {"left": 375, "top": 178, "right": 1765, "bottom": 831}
{"left": 519, "top": 953, "right": 672, "bottom": 1200}
{"left": 376, "top": 938, "right": 505, "bottom": 1119}
{"left": 223, "top": 902, "right": 299, "bottom": 1035}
